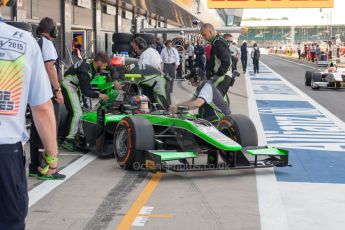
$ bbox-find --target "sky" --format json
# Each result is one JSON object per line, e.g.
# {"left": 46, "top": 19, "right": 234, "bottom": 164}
{"left": 242, "top": 0, "right": 345, "bottom": 25}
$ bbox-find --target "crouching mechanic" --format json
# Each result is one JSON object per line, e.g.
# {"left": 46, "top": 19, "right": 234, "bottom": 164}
{"left": 61, "top": 52, "right": 109, "bottom": 151}
{"left": 171, "top": 68, "right": 230, "bottom": 123}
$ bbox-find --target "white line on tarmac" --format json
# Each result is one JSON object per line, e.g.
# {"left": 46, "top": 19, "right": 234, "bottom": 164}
{"left": 254, "top": 94, "right": 304, "bottom": 101}
{"left": 249, "top": 59, "right": 345, "bottom": 230}
{"left": 259, "top": 61, "right": 345, "bottom": 132}
{"left": 268, "top": 55, "right": 318, "bottom": 70}
{"left": 28, "top": 153, "right": 97, "bottom": 208}
{"left": 59, "top": 153, "right": 84, "bottom": 156}
{"left": 132, "top": 207, "right": 154, "bottom": 227}
{"left": 245, "top": 67, "right": 289, "bottom": 230}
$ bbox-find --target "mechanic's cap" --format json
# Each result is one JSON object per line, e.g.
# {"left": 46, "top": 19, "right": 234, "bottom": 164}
{"left": 185, "top": 67, "right": 206, "bottom": 81}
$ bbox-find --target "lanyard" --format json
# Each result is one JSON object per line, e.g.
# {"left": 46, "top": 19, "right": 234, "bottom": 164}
{"left": 167, "top": 48, "right": 172, "bottom": 57}
{"left": 166, "top": 49, "right": 174, "bottom": 63}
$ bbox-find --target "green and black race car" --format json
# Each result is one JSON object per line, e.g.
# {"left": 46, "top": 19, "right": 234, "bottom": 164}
{"left": 74, "top": 72, "right": 289, "bottom": 173}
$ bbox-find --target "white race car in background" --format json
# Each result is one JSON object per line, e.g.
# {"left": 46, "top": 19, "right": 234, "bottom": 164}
{"left": 305, "top": 67, "right": 345, "bottom": 90}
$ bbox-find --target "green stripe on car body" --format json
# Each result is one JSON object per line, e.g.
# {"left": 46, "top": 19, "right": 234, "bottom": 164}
{"left": 246, "top": 148, "right": 288, "bottom": 156}
{"left": 80, "top": 112, "right": 242, "bottom": 151}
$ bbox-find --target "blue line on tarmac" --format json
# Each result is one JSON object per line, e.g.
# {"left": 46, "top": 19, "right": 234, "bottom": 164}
{"left": 248, "top": 63, "right": 345, "bottom": 184}
{"left": 257, "top": 100, "right": 345, "bottom": 184}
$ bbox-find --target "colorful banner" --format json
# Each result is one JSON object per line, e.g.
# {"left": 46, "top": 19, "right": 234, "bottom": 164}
{"left": 208, "top": 0, "right": 334, "bottom": 9}
{"left": 2, "top": 0, "right": 16, "bottom": 6}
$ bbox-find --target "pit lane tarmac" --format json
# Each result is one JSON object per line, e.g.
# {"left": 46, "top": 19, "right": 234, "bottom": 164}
{"left": 25, "top": 57, "right": 345, "bottom": 230}
{"left": 248, "top": 56, "right": 345, "bottom": 230}
{"left": 25, "top": 72, "right": 262, "bottom": 230}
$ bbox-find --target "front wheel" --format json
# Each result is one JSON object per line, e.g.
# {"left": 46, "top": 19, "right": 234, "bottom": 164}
{"left": 216, "top": 115, "right": 258, "bottom": 164}
{"left": 305, "top": 71, "right": 313, "bottom": 86}
{"left": 113, "top": 116, "right": 155, "bottom": 170}
{"left": 217, "top": 115, "right": 258, "bottom": 147}
{"left": 311, "top": 72, "right": 322, "bottom": 90}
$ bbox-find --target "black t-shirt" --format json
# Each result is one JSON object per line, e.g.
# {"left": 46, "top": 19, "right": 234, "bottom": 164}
{"left": 64, "top": 60, "right": 99, "bottom": 98}
{"left": 210, "top": 35, "right": 231, "bottom": 77}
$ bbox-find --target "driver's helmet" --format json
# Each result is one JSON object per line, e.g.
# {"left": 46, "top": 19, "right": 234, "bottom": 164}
{"left": 130, "top": 94, "right": 150, "bottom": 114}
{"left": 328, "top": 62, "right": 337, "bottom": 73}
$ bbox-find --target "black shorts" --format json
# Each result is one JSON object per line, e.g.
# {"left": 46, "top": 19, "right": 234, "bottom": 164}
{"left": 0, "top": 142, "right": 28, "bottom": 230}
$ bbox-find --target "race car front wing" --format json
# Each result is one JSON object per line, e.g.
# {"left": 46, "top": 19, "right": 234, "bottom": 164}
{"left": 143, "top": 147, "right": 289, "bottom": 173}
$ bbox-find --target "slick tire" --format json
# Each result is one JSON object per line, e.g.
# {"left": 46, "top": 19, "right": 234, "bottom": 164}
{"left": 311, "top": 72, "right": 322, "bottom": 90}
{"left": 217, "top": 114, "right": 258, "bottom": 147}
{"left": 217, "top": 115, "right": 258, "bottom": 164}
{"left": 112, "top": 33, "right": 134, "bottom": 44}
{"left": 114, "top": 116, "right": 155, "bottom": 170}
{"left": 6, "top": 21, "right": 32, "bottom": 32}
{"left": 305, "top": 71, "right": 313, "bottom": 86}
{"left": 135, "top": 33, "right": 155, "bottom": 45}
{"left": 112, "top": 44, "right": 132, "bottom": 54}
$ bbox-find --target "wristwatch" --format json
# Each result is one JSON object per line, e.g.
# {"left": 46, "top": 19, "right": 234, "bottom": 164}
{"left": 54, "top": 87, "right": 61, "bottom": 93}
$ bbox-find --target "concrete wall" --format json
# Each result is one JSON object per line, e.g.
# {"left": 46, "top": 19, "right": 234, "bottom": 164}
{"left": 3, "top": 0, "right": 190, "bottom": 63}
{"left": 31, "top": 0, "right": 61, "bottom": 22}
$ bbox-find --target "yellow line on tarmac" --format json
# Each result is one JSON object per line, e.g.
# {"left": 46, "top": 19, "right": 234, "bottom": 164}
{"left": 116, "top": 172, "right": 164, "bottom": 230}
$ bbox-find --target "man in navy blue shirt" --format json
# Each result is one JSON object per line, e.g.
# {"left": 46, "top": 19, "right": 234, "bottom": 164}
{"left": 240, "top": 41, "right": 248, "bottom": 74}
{"left": 194, "top": 39, "right": 206, "bottom": 72}
{"left": 155, "top": 37, "right": 165, "bottom": 54}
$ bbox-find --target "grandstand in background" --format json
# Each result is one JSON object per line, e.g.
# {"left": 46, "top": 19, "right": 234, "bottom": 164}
{"left": 239, "top": 19, "right": 345, "bottom": 47}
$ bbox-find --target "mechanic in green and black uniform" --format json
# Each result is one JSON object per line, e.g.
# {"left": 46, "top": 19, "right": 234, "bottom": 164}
{"left": 171, "top": 68, "right": 230, "bottom": 123}
{"left": 200, "top": 23, "right": 232, "bottom": 105}
{"left": 119, "top": 59, "right": 170, "bottom": 110}
{"left": 61, "top": 52, "right": 109, "bottom": 151}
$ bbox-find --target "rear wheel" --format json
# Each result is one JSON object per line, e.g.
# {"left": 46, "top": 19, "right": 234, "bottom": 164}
{"left": 216, "top": 115, "right": 258, "bottom": 164}
{"left": 305, "top": 71, "right": 313, "bottom": 86}
{"left": 135, "top": 33, "right": 155, "bottom": 45}
{"left": 5, "top": 22, "right": 33, "bottom": 32}
{"left": 114, "top": 116, "right": 155, "bottom": 170}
